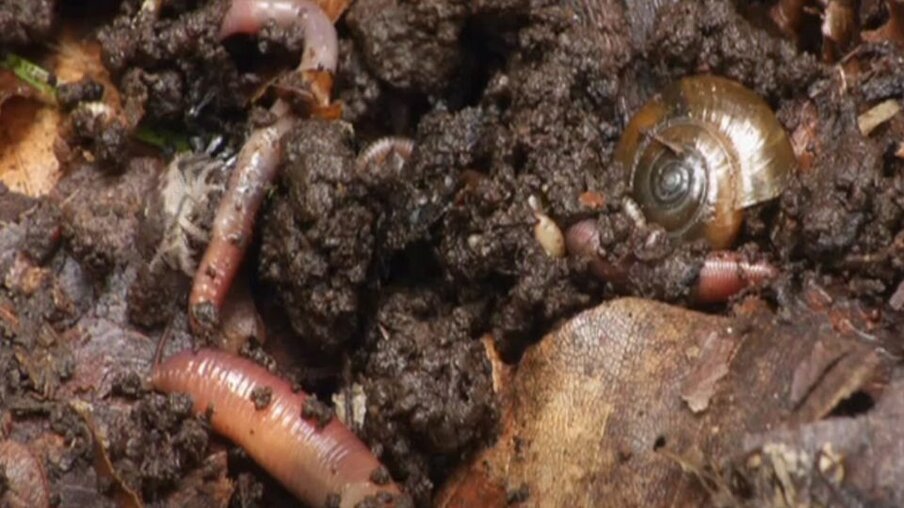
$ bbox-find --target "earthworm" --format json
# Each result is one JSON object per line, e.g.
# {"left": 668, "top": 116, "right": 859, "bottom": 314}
{"left": 564, "top": 219, "right": 629, "bottom": 285}
{"left": 217, "top": 275, "right": 266, "bottom": 353}
{"left": 693, "top": 252, "right": 778, "bottom": 304}
{"left": 151, "top": 349, "right": 403, "bottom": 507}
{"left": 189, "top": 104, "right": 295, "bottom": 331}
{"left": 565, "top": 220, "right": 777, "bottom": 302}
{"left": 189, "top": 0, "right": 339, "bottom": 332}
{"left": 0, "top": 440, "right": 51, "bottom": 508}
{"left": 356, "top": 137, "right": 415, "bottom": 172}
{"left": 220, "top": 0, "right": 339, "bottom": 107}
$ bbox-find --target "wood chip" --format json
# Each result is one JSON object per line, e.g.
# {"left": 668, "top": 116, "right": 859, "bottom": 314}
{"left": 889, "top": 279, "right": 904, "bottom": 311}
{"left": 858, "top": 99, "right": 901, "bottom": 136}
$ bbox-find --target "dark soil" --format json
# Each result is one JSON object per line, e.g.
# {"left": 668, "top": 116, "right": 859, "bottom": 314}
{"left": 2, "top": 0, "right": 904, "bottom": 507}
{"left": 0, "top": 0, "right": 55, "bottom": 46}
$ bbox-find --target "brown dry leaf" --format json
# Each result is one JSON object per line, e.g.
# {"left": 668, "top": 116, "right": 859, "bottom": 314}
{"left": 862, "top": 0, "right": 904, "bottom": 44}
{"left": 0, "top": 92, "right": 58, "bottom": 196}
{"left": 0, "top": 28, "right": 119, "bottom": 197}
{"left": 0, "top": 439, "right": 51, "bottom": 508}
{"left": 858, "top": 99, "right": 901, "bottom": 136}
{"left": 679, "top": 330, "right": 739, "bottom": 413}
{"left": 71, "top": 400, "right": 144, "bottom": 508}
{"left": 59, "top": 318, "right": 156, "bottom": 400}
{"left": 890, "top": 279, "right": 904, "bottom": 309}
{"left": 739, "top": 376, "right": 904, "bottom": 507}
{"left": 437, "top": 297, "right": 891, "bottom": 507}
{"left": 439, "top": 298, "right": 732, "bottom": 507}
{"left": 0, "top": 69, "right": 37, "bottom": 112}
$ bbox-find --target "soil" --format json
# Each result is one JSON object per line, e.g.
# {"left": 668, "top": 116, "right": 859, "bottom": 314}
{"left": 0, "top": 0, "right": 56, "bottom": 47}
{"left": 2, "top": 0, "right": 904, "bottom": 507}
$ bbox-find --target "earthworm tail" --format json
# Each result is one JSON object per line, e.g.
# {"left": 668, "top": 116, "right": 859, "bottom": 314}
{"left": 565, "top": 220, "right": 777, "bottom": 302}
{"left": 694, "top": 252, "right": 778, "bottom": 304}
{"left": 564, "top": 219, "right": 629, "bottom": 285}
{"left": 151, "top": 349, "right": 402, "bottom": 507}
{"left": 356, "top": 137, "right": 415, "bottom": 172}
{"left": 188, "top": 108, "right": 295, "bottom": 332}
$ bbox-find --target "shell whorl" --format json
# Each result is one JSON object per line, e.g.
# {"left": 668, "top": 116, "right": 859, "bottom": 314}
{"left": 615, "top": 76, "right": 795, "bottom": 249}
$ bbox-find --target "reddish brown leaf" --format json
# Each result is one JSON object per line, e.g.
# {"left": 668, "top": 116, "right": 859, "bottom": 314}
{"left": 314, "top": 0, "right": 352, "bottom": 22}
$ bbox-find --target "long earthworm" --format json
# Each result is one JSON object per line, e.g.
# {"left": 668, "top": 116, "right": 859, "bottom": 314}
{"left": 152, "top": 348, "right": 405, "bottom": 507}
{"left": 188, "top": 0, "right": 339, "bottom": 332}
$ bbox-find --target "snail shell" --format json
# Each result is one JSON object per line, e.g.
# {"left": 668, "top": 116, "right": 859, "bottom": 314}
{"left": 615, "top": 76, "right": 795, "bottom": 249}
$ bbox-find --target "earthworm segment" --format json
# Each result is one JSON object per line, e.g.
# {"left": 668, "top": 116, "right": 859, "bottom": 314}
{"left": 188, "top": 0, "right": 339, "bottom": 333}
{"left": 565, "top": 219, "right": 777, "bottom": 303}
{"left": 151, "top": 348, "right": 404, "bottom": 507}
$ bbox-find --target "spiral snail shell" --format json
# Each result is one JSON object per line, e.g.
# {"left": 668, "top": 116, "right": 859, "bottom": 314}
{"left": 615, "top": 76, "right": 795, "bottom": 249}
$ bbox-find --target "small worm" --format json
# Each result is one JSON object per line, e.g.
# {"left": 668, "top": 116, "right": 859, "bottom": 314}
{"left": 189, "top": 106, "right": 295, "bottom": 331}
{"left": 693, "top": 251, "right": 778, "bottom": 304}
{"left": 565, "top": 220, "right": 777, "bottom": 302}
{"left": 189, "top": 0, "right": 339, "bottom": 332}
{"left": 356, "top": 137, "right": 415, "bottom": 172}
{"left": 151, "top": 349, "right": 403, "bottom": 507}
{"left": 220, "top": 0, "right": 338, "bottom": 108}
{"left": 0, "top": 440, "right": 51, "bottom": 508}
{"left": 564, "top": 219, "right": 629, "bottom": 285}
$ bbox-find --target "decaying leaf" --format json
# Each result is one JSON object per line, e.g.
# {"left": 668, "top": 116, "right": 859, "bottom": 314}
{"left": 739, "top": 376, "right": 904, "bottom": 507}
{"left": 0, "top": 69, "right": 37, "bottom": 112}
{"left": 437, "top": 297, "right": 891, "bottom": 507}
{"left": 0, "top": 439, "right": 51, "bottom": 508}
{"left": 439, "top": 298, "right": 733, "bottom": 507}
{"left": 862, "top": 0, "right": 904, "bottom": 43}
{"left": 0, "top": 28, "right": 118, "bottom": 197}
{"left": 315, "top": 0, "right": 352, "bottom": 22}
{"left": 679, "top": 330, "right": 739, "bottom": 413}
{"left": 858, "top": 99, "right": 901, "bottom": 136}
{"left": 71, "top": 400, "right": 144, "bottom": 508}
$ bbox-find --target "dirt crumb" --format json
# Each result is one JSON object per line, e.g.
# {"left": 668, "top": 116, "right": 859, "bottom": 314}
{"left": 360, "top": 288, "right": 497, "bottom": 505}
{"left": 258, "top": 119, "right": 373, "bottom": 352}
{"left": 301, "top": 395, "right": 334, "bottom": 429}
{"left": 249, "top": 386, "right": 272, "bottom": 410}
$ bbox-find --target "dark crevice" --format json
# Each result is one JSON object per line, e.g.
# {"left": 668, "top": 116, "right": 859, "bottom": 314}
{"left": 828, "top": 390, "right": 875, "bottom": 417}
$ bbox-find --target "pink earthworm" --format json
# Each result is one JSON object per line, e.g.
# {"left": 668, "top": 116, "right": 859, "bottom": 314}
{"left": 220, "top": 0, "right": 338, "bottom": 107}
{"left": 692, "top": 251, "right": 778, "bottom": 304}
{"left": 152, "top": 349, "right": 404, "bottom": 507}
{"left": 564, "top": 219, "right": 630, "bottom": 285}
{"left": 565, "top": 219, "right": 777, "bottom": 303}
{"left": 356, "top": 137, "right": 415, "bottom": 172}
{"left": 189, "top": 0, "right": 338, "bottom": 332}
